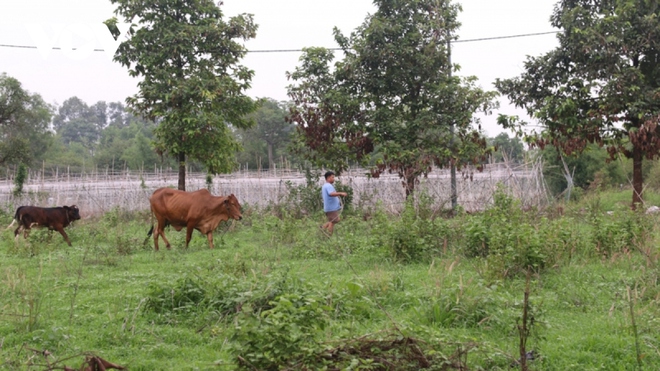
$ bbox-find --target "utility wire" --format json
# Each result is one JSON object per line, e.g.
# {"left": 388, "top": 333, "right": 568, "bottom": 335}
{"left": 249, "top": 30, "right": 559, "bottom": 53}
{"left": 0, "top": 44, "right": 107, "bottom": 52}
{"left": 0, "top": 30, "right": 559, "bottom": 54}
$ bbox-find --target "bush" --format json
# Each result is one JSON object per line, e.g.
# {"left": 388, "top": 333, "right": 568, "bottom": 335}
{"left": 231, "top": 292, "right": 330, "bottom": 370}
{"left": 464, "top": 186, "right": 552, "bottom": 278}
{"left": 13, "top": 163, "right": 27, "bottom": 197}
{"left": 587, "top": 198, "right": 655, "bottom": 257}
{"left": 386, "top": 199, "right": 450, "bottom": 263}
{"left": 419, "top": 287, "right": 499, "bottom": 329}
{"left": 142, "top": 272, "right": 290, "bottom": 324}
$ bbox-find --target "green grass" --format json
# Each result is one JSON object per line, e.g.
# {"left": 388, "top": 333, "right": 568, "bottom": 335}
{"left": 1, "top": 198, "right": 660, "bottom": 370}
{"left": 572, "top": 187, "right": 660, "bottom": 212}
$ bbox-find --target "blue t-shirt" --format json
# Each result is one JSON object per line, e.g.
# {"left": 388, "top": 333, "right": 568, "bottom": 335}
{"left": 322, "top": 183, "right": 340, "bottom": 212}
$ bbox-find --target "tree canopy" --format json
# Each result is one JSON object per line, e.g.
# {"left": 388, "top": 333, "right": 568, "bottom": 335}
{"left": 237, "top": 98, "right": 293, "bottom": 170}
{"left": 0, "top": 73, "right": 53, "bottom": 168}
{"left": 490, "top": 132, "right": 525, "bottom": 164}
{"left": 108, "top": 0, "right": 259, "bottom": 190}
{"left": 287, "top": 0, "right": 498, "bottom": 197}
{"left": 496, "top": 0, "right": 660, "bottom": 207}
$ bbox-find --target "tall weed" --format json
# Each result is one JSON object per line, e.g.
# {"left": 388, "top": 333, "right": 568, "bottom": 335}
{"left": 231, "top": 292, "right": 330, "bottom": 370}
{"left": 143, "top": 272, "right": 290, "bottom": 324}
{"left": 386, "top": 197, "right": 451, "bottom": 263}
{"left": 587, "top": 198, "right": 655, "bottom": 257}
{"left": 0, "top": 266, "right": 44, "bottom": 332}
{"left": 464, "top": 187, "right": 551, "bottom": 278}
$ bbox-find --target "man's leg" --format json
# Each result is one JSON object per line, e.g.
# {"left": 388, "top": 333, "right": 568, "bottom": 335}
{"left": 326, "top": 212, "right": 340, "bottom": 235}
{"left": 321, "top": 211, "right": 339, "bottom": 235}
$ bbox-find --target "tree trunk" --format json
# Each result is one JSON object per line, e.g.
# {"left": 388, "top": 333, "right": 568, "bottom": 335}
{"left": 267, "top": 142, "right": 274, "bottom": 170}
{"left": 178, "top": 152, "right": 186, "bottom": 191}
{"left": 404, "top": 171, "right": 416, "bottom": 199}
{"left": 632, "top": 145, "right": 643, "bottom": 209}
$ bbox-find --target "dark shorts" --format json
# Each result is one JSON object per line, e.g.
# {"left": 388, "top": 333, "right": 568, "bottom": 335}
{"left": 325, "top": 210, "right": 340, "bottom": 223}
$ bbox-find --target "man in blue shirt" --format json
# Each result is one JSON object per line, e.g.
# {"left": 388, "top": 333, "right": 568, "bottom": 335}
{"left": 321, "top": 171, "right": 347, "bottom": 236}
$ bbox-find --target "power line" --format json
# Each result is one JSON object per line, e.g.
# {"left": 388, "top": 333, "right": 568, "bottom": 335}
{"left": 0, "top": 30, "right": 559, "bottom": 54}
{"left": 248, "top": 31, "right": 560, "bottom": 53}
{"left": 455, "top": 30, "right": 559, "bottom": 44}
{"left": 0, "top": 44, "right": 107, "bottom": 52}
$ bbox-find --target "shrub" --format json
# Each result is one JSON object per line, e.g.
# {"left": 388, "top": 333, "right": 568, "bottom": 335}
{"left": 284, "top": 169, "right": 322, "bottom": 218}
{"left": 143, "top": 277, "right": 207, "bottom": 316}
{"left": 231, "top": 292, "right": 330, "bottom": 370}
{"left": 588, "top": 204, "right": 655, "bottom": 257}
{"left": 386, "top": 199, "right": 446, "bottom": 263}
{"left": 387, "top": 204, "right": 423, "bottom": 262}
{"left": 142, "top": 272, "right": 290, "bottom": 324}
{"left": 13, "top": 163, "right": 27, "bottom": 197}
{"left": 420, "top": 287, "right": 498, "bottom": 329}
{"left": 464, "top": 186, "right": 553, "bottom": 278}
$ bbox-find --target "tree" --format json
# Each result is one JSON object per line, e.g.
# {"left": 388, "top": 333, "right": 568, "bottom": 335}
{"left": 90, "top": 101, "right": 109, "bottom": 131}
{"left": 490, "top": 132, "right": 525, "bottom": 163}
{"left": 95, "top": 120, "right": 162, "bottom": 171}
{"left": 238, "top": 98, "right": 293, "bottom": 170}
{"left": 53, "top": 97, "right": 101, "bottom": 152}
{"left": 496, "top": 0, "right": 660, "bottom": 208}
{"left": 541, "top": 144, "right": 628, "bottom": 197}
{"left": 0, "top": 73, "right": 53, "bottom": 168}
{"left": 287, "top": 0, "right": 498, "bottom": 197}
{"left": 106, "top": 101, "right": 136, "bottom": 128}
{"left": 108, "top": 0, "right": 259, "bottom": 190}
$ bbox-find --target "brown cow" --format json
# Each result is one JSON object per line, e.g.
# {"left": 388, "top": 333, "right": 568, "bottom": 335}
{"left": 8, "top": 205, "right": 81, "bottom": 246}
{"left": 147, "top": 188, "right": 242, "bottom": 250}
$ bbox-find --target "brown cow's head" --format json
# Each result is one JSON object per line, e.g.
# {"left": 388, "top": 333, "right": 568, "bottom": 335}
{"left": 65, "top": 205, "right": 81, "bottom": 221}
{"left": 224, "top": 194, "right": 242, "bottom": 220}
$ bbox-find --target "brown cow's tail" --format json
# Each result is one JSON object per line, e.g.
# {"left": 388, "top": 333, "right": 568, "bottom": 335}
{"left": 144, "top": 225, "right": 154, "bottom": 246}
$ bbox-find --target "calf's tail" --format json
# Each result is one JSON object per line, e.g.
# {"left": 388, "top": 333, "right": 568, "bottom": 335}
{"left": 5, "top": 207, "right": 21, "bottom": 230}
{"left": 5, "top": 219, "right": 16, "bottom": 231}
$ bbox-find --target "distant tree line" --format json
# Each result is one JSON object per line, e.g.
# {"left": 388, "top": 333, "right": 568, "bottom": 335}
{"left": 0, "top": 73, "right": 298, "bottom": 177}
{"left": 2, "top": 70, "right": 656, "bottom": 200}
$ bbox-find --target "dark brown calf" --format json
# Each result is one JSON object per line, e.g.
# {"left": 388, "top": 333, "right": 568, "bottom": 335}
{"left": 10, "top": 205, "right": 81, "bottom": 246}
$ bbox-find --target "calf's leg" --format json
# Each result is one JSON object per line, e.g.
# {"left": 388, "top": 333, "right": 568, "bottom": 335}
{"left": 56, "top": 227, "right": 72, "bottom": 246}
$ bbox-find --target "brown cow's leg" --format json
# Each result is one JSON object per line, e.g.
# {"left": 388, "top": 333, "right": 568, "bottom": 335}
{"left": 153, "top": 225, "right": 160, "bottom": 251}
{"left": 161, "top": 231, "right": 172, "bottom": 249}
{"left": 155, "top": 227, "right": 171, "bottom": 250}
{"left": 154, "top": 219, "right": 172, "bottom": 250}
{"left": 185, "top": 224, "right": 194, "bottom": 249}
{"left": 159, "top": 229, "right": 172, "bottom": 250}
{"left": 206, "top": 233, "right": 214, "bottom": 249}
{"left": 153, "top": 232, "right": 160, "bottom": 251}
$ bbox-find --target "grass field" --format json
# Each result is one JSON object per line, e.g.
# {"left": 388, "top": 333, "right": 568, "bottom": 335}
{"left": 1, "top": 190, "right": 660, "bottom": 370}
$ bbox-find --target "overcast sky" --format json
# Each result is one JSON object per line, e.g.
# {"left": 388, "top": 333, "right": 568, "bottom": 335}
{"left": 0, "top": 0, "right": 559, "bottom": 136}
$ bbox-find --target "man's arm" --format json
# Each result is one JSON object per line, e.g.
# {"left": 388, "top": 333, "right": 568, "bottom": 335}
{"left": 329, "top": 191, "right": 347, "bottom": 197}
